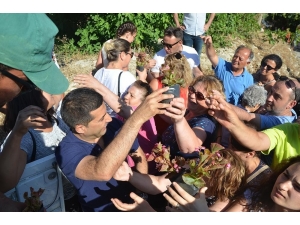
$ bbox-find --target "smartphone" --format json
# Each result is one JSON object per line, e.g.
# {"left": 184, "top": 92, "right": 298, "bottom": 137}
{"left": 160, "top": 84, "right": 180, "bottom": 104}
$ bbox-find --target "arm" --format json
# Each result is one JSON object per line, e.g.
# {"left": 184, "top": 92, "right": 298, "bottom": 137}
{"left": 202, "top": 35, "right": 219, "bottom": 68}
{"left": 173, "top": 13, "right": 185, "bottom": 30}
{"left": 164, "top": 98, "right": 205, "bottom": 153}
{"left": 130, "top": 147, "right": 148, "bottom": 174}
{"left": 0, "top": 106, "right": 47, "bottom": 192}
{"left": 0, "top": 192, "right": 26, "bottom": 212}
{"left": 95, "top": 49, "right": 104, "bottom": 70}
{"left": 207, "top": 90, "right": 271, "bottom": 151}
{"left": 193, "top": 66, "right": 204, "bottom": 77}
{"left": 74, "top": 74, "right": 133, "bottom": 119}
{"left": 204, "top": 13, "right": 216, "bottom": 31}
{"left": 74, "top": 87, "right": 174, "bottom": 181}
{"left": 113, "top": 161, "right": 171, "bottom": 195}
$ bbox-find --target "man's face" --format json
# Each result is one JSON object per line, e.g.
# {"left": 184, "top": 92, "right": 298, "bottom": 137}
{"left": 0, "top": 69, "right": 28, "bottom": 114}
{"left": 231, "top": 48, "right": 250, "bottom": 71}
{"left": 162, "top": 36, "right": 182, "bottom": 55}
{"left": 84, "top": 103, "right": 112, "bottom": 139}
{"left": 264, "top": 81, "right": 295, "bottom": 115}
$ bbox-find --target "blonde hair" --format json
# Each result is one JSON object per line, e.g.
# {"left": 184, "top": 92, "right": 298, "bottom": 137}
{"left": 104, "top": 38, "right": 131, "bottom": 63}
{"left": 190, "top": 75, "right": 226, "bottom": 99}
{"left": 206, "top": 149, "right": 246, "bottom": 201}
{"left": 164, "top": 52, "right": 192, "bottom": 88}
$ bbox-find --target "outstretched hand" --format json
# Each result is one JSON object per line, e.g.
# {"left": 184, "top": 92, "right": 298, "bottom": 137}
{"left": 200, "top": 35, "right": 213, "bottom": 45}
{"left": 163, "top": 182, "right": 209, "bottom": 212}
{"left": 164, "top": 97, "right": 186, "bottom": 123}
{"left": 73, "top": 73, "right": 100, "bottom": 90}
{"left": 111, "top": 192, "right": 156, "bottom": 212}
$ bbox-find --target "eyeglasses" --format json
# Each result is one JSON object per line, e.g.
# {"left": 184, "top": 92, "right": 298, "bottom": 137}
{"left": 261, "top": 61, "right": 276, "bottom": 71}
{"left": 279, "top": 76, "right": 297, "bottom": 100}
{"left": 161, "top": 40, "right": 181, "bottom": 49}
{"left": 125, "top": 52, "right": 134, "bottom": 58}
{"left": 188, "top": 86, "right": 206, "bottom": 101}
{"left": 0, "top": 70, "right": 36, "bottom": 90}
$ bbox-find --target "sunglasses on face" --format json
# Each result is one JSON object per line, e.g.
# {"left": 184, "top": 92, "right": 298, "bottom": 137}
{"left": 161, "top": 40, "right": 181, "bottom": 49}
{"left": 279, "top": 76, "right": 297, "bottom": 100}
{"left": 188, "top": 86, "right": 206, "bottom": 101}
{"left": 125, "top": 52, "right": 134, "bottom": 58}
{"left": 261, "top": 61, "right": 276, "bottom": 71}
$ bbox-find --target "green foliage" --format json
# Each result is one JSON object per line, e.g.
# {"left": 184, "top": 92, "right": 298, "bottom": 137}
{"left": 50, "top": 13, "right": 300, "bottom": 55}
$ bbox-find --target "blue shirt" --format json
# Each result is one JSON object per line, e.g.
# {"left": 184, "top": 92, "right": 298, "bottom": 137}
{"left": 260, "top": 109, "right": 297, "bottom": 130}
{"left": 55, "top": 118, "right": 138, "bottom": 212}
{"left": 215, "top": 57, "right": 254, "bottom": 105}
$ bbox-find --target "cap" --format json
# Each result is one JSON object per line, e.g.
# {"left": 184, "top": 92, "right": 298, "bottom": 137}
{"left": 0, "top": 13, "right": 69, "bottom": 94}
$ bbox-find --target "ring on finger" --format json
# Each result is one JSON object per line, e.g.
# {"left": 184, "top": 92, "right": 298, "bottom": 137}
{"left": 174, "top": 203, "right": 180, "bottom": 209}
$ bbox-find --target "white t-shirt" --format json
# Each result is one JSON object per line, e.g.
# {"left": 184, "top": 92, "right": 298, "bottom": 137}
{"left": 151, "top": 45, "right": 200, "bottom": 74}
{"left": 94, "top": 68, "right": 136, "bottom": 117}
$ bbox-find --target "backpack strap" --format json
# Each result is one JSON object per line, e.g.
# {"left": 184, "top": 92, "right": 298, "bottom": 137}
{"left": 28, "top": 130, "right": 37, "bottom": 163}
{"left": 118, "top": 71, "right": 123, "bottom": 97}
{"left": 246, "top": 165, "right": 269, "bottom": 184}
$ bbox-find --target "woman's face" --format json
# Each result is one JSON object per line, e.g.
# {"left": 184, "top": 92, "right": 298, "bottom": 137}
{"left": 270, "top": 162, "right": 300, "bottom": 211}
{"left": 259, "top": 59, "right": 277, "bottom": 76}
{"left": 124, "top": 32, "right": 136, "bottom": 43}
{"left": 41, "top": 91, "right": 55, "bottom": 112}
{"left": 187, "top": 82, "right": 208, "bottom": 112}
{"left": 123, "top": 85, "right": 144, "bottom": 107}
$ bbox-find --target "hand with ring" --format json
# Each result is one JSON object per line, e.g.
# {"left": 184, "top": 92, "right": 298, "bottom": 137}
{"left": 163, "top": 182, "right": 210, "bottom": 212}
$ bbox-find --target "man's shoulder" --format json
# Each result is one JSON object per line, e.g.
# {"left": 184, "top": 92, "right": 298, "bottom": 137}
{"left": 182, "top": 45, "right": 198, "bottom": 54}
{"left": 154, "top": 49, "right": 166, "bottom": 57}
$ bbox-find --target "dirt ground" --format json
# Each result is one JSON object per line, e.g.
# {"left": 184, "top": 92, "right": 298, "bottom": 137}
{"left": 1, "top": 31, "right": 300, "bottom": 144}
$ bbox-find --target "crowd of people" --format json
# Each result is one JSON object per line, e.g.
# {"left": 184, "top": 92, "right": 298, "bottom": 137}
{"left": 0, "top": 13, "right": 300, "bottom": 213}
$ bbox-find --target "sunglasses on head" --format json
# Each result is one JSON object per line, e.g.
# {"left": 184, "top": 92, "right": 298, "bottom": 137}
{"left": 261, "top": 61, "right": 276, "bottom": 71}
{"left": 174, "top": 52, "right": 182, "bottom": 59}
{"left": 125, "top": 52, "right": 134, "bottom": 58}
{"left": 279, "top": 76, "right": 297, "bottom": 100}
{"left": 161, "top": 40, "right": 181, "bottom": 49}
{"left": 188, "top": 86, "right": 206, "bottom": 101}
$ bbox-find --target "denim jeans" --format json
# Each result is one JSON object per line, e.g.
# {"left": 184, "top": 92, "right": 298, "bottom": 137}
{"left": 183, "top": 31, "right": 204, "bottom": 56}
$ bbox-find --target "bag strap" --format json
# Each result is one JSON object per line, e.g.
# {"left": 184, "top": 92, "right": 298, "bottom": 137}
{"left": 118, "top": 71, "right": 123, "bottom": 97}
{"left": 28, "top": 130, "right": 37, "bottom": 163}
{"left": 246, "top": 165, "right": 269, "bottom": 184}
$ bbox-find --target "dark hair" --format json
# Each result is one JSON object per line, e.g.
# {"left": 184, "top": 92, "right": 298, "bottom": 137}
{"left": 164, "top": 27, "right": 183, "bottom": 40}
{"left": 261, "top": 54, "right": 283, "bottom": 70}
{"left": 61, "top": 88, "right": 103, "bottom": 133}
{"left": 3, "top": 89, "right": 55, "bottom": 132}
{"left": 116, "top": 21, "right": 137, "bottom": 38}
{"left": 235, "top": 45, "right": 254, "bottom": 62}
{"left": 105, "top": 39, "right": 131, "bottom": 63}
{"left": 230, "top": 135, "right": 261, "bottom": 158}
{"left": 130, "top": 80, "right": 153, "bottom": 101}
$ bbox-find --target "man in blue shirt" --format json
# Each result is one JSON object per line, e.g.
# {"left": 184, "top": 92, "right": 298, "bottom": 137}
{"left": 55, "top": 87, "right": 173, "bottom": 211}
{"left": 202, "top": 35, "right": 254, "bottom": 106}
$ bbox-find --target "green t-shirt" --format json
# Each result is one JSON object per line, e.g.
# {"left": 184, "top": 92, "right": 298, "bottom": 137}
{"left": 262, "top": 123, "right": 300, "bottom": 169}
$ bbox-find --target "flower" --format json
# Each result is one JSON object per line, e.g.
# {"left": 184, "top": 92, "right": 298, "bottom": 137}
{"left": 23, "top": 187, "right": 45, "bottom": 212}
{"left": 147, "top": 142, "right": 229, "bottom": 189}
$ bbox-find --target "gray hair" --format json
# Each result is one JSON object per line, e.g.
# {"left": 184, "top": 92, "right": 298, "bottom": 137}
{"left": 242, "top": 84, "right": 267, "bottom": 107}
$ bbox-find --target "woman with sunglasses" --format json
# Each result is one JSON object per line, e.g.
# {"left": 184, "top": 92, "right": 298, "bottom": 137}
{"left": 94, "top": 38, "right": 146, "bottom": 117}
{"left": 253, "top": 54, "right": 283, "bottom": 93}
{"left": 162, "top": 75, "right": 225, "bottom": 159}
{"left": 149, "top": 52, "right": 193, "bottom": 140}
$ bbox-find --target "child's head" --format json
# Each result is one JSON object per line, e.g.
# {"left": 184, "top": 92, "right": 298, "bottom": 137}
{"left": 116, "top": 21, "right": 137, "bottom": 43}
{"left": 205, "top": 149, "right": 246, "bottom": 201}
{"left": 242, "top": 84, "right": 267, "bottom": 112}
{"left": 123, "top": 80, "right": 152, "bottom": 107}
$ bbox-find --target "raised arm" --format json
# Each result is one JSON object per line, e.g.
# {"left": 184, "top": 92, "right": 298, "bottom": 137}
{"left": 207, "top": 90, "right": 271, "bottom": 151}
{"left": 202, "top": 35, "right": 219, "bottom": 68}
{"left": 74, "top": 88, "right": 174, "bottom": 181}
{"left": 0, "top": 106, "right": 47, "bottom": 192}
{"left": 164, "top": 98, "right": 205, "bottom": 153}
{"left": 74, "top": 74, "right": 134, "bottom": 119}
